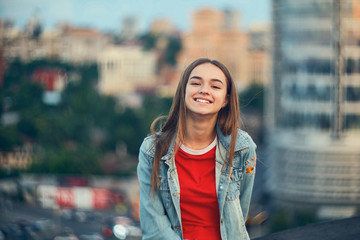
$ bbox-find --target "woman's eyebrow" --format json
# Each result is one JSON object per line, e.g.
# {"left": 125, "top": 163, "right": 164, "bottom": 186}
{"left": 210, "top": 79, "right": 224, "bottom": 85}
{"left": 190, "top": 76, "right": 224, "bottom": 84}
{"left": 189, "top": 76, "right": 202, "bottom": 80}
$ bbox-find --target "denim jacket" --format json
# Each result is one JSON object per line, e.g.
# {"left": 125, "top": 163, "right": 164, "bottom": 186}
{"left": 137, "top": 125, "right": 257, "bottom": 240}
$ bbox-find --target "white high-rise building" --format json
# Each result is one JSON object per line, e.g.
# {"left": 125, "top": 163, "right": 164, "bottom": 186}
{"left": 98, "top": 46, "right": 157, "bottom": 95}
{"left": 268, "top": 0, "right": 360, "bottom": 219}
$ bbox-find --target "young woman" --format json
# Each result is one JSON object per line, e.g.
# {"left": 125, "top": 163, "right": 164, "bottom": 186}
{"left": 137, "top": 58, "right": 257, "bottom": 240}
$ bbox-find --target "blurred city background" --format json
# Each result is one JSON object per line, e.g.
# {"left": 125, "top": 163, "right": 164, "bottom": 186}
{"left": 0, "top": 0, "right": 359, "bottom": 239}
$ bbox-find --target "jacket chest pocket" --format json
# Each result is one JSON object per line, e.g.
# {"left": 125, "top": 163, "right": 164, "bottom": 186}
{"left": 225, "top": 167, "right": 243, "bottom": 201}
{"left": 158, "top": 176, "right": 172, "bottom": 209}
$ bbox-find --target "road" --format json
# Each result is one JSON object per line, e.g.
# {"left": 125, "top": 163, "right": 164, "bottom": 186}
{"left": 0, "top": 200, "right": 141, "bottom": 240}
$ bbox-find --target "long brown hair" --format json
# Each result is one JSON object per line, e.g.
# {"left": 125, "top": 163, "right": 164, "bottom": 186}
{"left": 150, "top": 58, "right": 241, "bottom": 194}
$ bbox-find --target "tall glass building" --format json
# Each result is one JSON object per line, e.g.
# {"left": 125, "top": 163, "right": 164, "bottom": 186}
{"left": 269, "top": 0, "right": 360, "bottom": 218}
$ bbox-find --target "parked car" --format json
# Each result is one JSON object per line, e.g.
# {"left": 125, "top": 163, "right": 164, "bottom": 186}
{"left": 102, "top": 216, "right": 142, "bottom": 240}
{"left": 34, "top": 218, "right": 59, "bottom": 239}
{"left": 54, "top": 234, "right": 79, "bottom": 240}
{"left": 54, "top": 227, "right": 79, "bottom": 240}
{"left": 79, "top": 232, "right": 104, "bottom": 240}
{"left": 1, "top": 224, "right": 24, "bottom": 240}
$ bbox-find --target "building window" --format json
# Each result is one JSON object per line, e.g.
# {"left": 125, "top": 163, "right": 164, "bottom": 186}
{"left": 345, "top": 87, "right": 360, "bottom": 101}
{"left": 345, "top": 114, "right": 360, "bottom": 129}
{"left": 288, "top": 84, "right": 331, "bottom": 101}
{"left": 281, "top": 112, "right": 330, "bottom": 130}
{"left": 345, "top": 58, "right": 356, "bottom": 74}
{"left": 305, "top": 58, "right": 332, "bottom": 74}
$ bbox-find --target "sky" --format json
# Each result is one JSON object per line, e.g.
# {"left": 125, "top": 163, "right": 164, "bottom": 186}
{"left": 0, "top": 0, "right": 270, "bottom": 33}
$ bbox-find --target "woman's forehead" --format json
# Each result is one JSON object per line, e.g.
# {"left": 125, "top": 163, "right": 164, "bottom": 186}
{"left": 189, "top": 63, "right": 226, "bottom": 80}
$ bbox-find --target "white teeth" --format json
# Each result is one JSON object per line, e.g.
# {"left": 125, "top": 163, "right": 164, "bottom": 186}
{"left": 196, "top": 99, "right": 210, "bottom": 103}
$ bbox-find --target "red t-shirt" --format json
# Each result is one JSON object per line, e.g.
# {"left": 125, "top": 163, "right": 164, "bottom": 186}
{"left": 175, "top": 140, "right": 221, "bottom": 240}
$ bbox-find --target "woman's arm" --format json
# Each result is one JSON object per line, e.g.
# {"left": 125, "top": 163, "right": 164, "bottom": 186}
{"left": 239, "top": 136, "right": 257, "bottom": 221}
{"left": 137, "top": 139, "right": 181, "bottom": 240}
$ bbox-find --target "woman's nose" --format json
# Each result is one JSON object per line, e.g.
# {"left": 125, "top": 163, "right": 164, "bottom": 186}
{"left": 199, "top": 84, "right": 210, "bottom": 94}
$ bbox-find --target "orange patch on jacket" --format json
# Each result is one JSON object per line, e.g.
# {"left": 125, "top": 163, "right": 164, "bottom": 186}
{"left": 246, "top": 166, "right": 254, "bottom": 174}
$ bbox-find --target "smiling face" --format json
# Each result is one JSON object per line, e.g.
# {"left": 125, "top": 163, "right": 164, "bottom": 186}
{"left": 185, "top": 63, "right": 229, "bottom": 117}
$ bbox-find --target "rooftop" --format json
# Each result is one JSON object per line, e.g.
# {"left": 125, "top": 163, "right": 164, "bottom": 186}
{"left": 254, "top": 216, "right": 360, "bottom": 240}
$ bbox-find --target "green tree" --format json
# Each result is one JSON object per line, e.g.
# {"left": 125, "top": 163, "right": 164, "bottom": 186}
{"left": 164, "top": 36, "right": 182, "bottom": 66}
{"left": 239, "top": 83, "right": 265, "bottom": 113}
{"left": 140, "top": 32, "right": 182, "bottom": 66}
{"left": 0, "top": 126, "right": 22, "bottom": 151}
{"left": 2, "top": 59, "right": 177, "bottom": 176}
{"left": 140, "top": 32, "right": 157, "bottom": 51}
{"left": 138, "top": 94, "right": 173, "bottom": 134}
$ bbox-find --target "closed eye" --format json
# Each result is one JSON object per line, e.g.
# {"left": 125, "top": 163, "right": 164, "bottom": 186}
{"left": 189, "top": 82, "right": 200, "bottom": 86}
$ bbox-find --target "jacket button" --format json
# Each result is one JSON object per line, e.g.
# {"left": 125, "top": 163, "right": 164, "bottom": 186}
{"left": 219, "top": 185, "right": 223, "bottom": 190}
{"left": 221, "top": 218, "right": 224, "bottom": 223}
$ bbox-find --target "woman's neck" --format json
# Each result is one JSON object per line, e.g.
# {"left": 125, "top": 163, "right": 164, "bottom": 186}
{"left": 183, "top": 114, "right": 217, "bottom": 150}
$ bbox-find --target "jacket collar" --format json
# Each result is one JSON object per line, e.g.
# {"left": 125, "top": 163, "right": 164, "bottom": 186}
{"left": 216, "top": 123, "right": 250, "bottom": 152}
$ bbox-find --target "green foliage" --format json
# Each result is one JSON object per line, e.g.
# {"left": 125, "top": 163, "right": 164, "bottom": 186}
{"left": 0, "top": 125, "right": 22, "bottom": 151}
{"left": 138, "top": 94, "right": 173, "bottom": 132}
{"left": 2, "top": 58, "right": 25, "bottom": 88}
{"left": 1, "top": 59, "right": 175, "bottom": 176}
{"left": 268, "top": 208, "right": 317, "bottom": 233}
{"left": 140, "top": 32, "right": 157, "bottom": 51}
{"left": 29, "top": 146, "right": 102, "bottom": 175}
{"left": 16, "top": 82, "right": 44, "bottom": 112}
{"left": 17, "top": 118, "right": 38, "bottom": 139}
{"left": 164, "top": 36, "right": 182, "bottom": 66}
{"left": 140, "top": 32, "right": 182, "bottom": 66}
{"left": 269, "top": 209, "right": 292, "bottom": 233}
{"left": 239, "top": 83, "right": 265, "bottom": 113}
{"left": 0, "top": 168, "right": 20, "bottom": 179}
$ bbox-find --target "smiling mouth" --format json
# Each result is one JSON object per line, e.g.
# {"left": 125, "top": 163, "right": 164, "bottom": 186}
{"left": 195, "top": 98, "right": 211, "bottom": 103}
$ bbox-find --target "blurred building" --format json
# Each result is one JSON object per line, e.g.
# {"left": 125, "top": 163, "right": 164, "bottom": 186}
{"left": 57, "top": 24, "right": 111, "bottom": 64}
{"left": 268, "top": 0, "right": 360, "bottom": 219}
{"left": 32, "top": 67, "right": 68, "bottom": 105}
{"left": 150, "top": 18, "right": 176, "bottom": 35}
{"left": 32, "top": 68, "right": 67, "bottom": 92}
{"left": 0, "top": 46, "right": 3, "bottom": 86}
{"left": 119, "top": 16, "right": 139, "bottom": 43}
{"left": 248, "top": 24, "right": 271, "bottom": 86}
{"left": 25, "top": 12, "right": 42, "bottom": 40}
{"left": 0, "top": 144, "right": 34, "bottom": 170}
{"left": 97, "top": 46, "right": 157, "bottom": 96}
{"left": 0, "top": 21, "right": 111, "bottom": 64}
{"left": 177, "top": 8, "right": 250, "bottom": 91}
{"left": 0, "top": 17, "right": 46, "bottom": 62}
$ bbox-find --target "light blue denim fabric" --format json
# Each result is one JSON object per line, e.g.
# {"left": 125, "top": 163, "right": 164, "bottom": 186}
{"left": 137, "top": 125, "right": 257, "bottom": 240}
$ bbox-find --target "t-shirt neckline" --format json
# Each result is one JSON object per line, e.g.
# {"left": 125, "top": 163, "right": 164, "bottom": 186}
{"left": 180, "top": 136, "right": 217, "bottom": 155}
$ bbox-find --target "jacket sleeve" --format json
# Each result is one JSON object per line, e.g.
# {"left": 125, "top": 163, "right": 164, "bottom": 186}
{"left": 239, "top": 135, "right": 257, "bottom": 221}
{"left": 137, "top": 138, "right": 181, "bottom": 240}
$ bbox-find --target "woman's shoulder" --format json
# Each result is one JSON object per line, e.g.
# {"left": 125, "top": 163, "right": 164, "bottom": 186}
{"left": 217, "top": 126, "right": 256, "bottom": 151}
{"left": 235, "top": 129, "right": 256, "bottom": 151}
{"left": 143, "top": 134, "right": 156, "bottom": 143}
{"left": 140, "top": 134, "right": 156, "bottom": 154}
